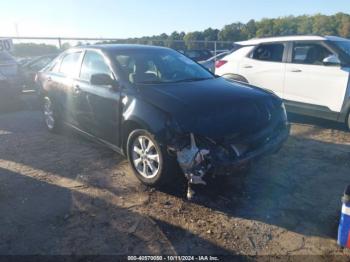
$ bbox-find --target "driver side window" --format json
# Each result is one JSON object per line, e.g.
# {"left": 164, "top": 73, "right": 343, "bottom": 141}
{"left": 292, "top": 42, "right": 332, "bottom": 65}
{"left": 80, "top": 51, "right": 113, "bottom": 82}
{"left": 252, "top": 43, "right": 284, "bottom": 62}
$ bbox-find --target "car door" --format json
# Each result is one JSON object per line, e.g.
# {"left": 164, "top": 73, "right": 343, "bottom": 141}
{"left": 75, "top": 50, "right": 121, "bottom": 145}
{"left": 237, "top": 42, "right": 287, "bottom": 98}
{"left": 284, "top": 41, "right": 349, "bottom": 113}
{"left": 56, "top": 50, "right": 84, "bottom": 126}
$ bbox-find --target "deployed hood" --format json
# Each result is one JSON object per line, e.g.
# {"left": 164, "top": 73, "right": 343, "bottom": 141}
{"left": 137, "top": 77, "right": 282, "bottom": 139}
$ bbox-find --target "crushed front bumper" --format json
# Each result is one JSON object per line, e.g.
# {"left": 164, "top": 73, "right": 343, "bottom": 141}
{"left": 214, "top": 123, "right": 290, "bottom": 172}
{"left": 173, "top": 121, "right": 290, "bottom": 199}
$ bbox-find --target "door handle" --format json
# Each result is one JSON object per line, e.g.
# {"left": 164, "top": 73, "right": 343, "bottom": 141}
{"left": 73, "top": 85, "right": 81, "bottom": 94}
{"left": 290, "top": 69, "right": 302, "bottom": 73}
{"left": 242, "top": 65, "right": 253, "bottom": 68}
{"left": 47, "top": 77, "right": 52, "bottom": 82}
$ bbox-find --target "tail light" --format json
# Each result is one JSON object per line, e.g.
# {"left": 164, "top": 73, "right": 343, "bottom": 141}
{"left": 215, "top": 60, "right": 227, "bottom": 68}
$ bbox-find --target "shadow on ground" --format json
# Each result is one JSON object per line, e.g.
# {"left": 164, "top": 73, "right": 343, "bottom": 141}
{"left": 0, "top": 94, "right": 349, "bottom": 256}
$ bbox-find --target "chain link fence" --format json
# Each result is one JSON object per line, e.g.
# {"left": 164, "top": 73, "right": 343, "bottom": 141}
{"left": 5, "top": 36, "right": 235, "bottom": 58}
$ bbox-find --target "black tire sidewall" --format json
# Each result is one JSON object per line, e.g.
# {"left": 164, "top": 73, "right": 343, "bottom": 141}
{"left": 127, "top": 129, "right": 167, "bottom": 186}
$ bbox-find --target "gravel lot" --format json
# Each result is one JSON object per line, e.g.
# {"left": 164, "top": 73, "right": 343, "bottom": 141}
{"left": 1, "top": 94, "right": 350, "bottom": 260}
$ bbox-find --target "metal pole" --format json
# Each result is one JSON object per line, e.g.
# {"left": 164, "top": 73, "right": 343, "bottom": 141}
{"left": 214, "top": 41, "right": 217, "bottom": 60}
{"left": 58, "top": 38, "right": 62, "bottom": 49}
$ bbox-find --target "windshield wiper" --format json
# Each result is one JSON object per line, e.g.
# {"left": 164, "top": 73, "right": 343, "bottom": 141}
{"left": 173, "top": 77, "right": 213, "bottom": 83}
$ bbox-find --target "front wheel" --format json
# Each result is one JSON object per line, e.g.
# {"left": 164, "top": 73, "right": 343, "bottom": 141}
{"left": 43, "top": 96, "right": 62, "bottom": 133}
{"left": 127, "top": 129, "right": 179, "bottom": 186}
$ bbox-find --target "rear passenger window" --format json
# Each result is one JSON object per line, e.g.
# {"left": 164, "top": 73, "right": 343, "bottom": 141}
{"left": 292, "top": 43, "right": 332, "bottom": 65}
{"left": 59, "top": 52, "right": 81, "bottom": 77}
{"left": 252, "top": 43, "right": 284, "bottom": 62}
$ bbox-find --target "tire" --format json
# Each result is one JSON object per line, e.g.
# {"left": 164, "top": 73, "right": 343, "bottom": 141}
{"left": 42, "top": 96, "right": 62, "bottom": 133}
{"left": 346, "top": 112, "right": 350, "bottom": 131}
{"left": 127, "top": 129, "right": 179, "bottom": 186}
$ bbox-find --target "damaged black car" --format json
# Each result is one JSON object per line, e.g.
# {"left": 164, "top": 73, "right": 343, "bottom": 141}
{"left": 36, "top": 45, "right": 290, "bottom": 198}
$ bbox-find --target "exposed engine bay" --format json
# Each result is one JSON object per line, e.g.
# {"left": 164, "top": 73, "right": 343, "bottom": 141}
{"left": 168, "top": 119, "right": 289, "bottom": 200}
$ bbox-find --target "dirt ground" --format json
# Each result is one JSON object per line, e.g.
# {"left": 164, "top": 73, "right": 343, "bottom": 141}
{"left": 1, "top": 93, "right": 350, "bottom": 260}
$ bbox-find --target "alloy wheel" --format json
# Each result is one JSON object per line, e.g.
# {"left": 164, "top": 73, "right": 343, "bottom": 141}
{"left": 131, "top": 135, "right": 160, "bottom": 179}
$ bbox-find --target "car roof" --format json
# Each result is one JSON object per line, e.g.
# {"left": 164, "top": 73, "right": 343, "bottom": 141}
{"left": 235, "top": 35, "right": 349, "bottom": 46}
{"left": 71, "top": 44, "right": 171, "bottom": 52}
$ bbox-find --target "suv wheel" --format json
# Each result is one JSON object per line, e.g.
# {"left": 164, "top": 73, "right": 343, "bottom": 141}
{"left": 43, "top": 96, "right": 62, "bottom": 133}
{"left": 127, "top": 129, "right": 179, "bottom": 186}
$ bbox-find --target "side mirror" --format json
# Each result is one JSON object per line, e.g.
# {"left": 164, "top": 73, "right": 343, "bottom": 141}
{"left": 90, "top": 73, "right": 118, "bottom": 89}
{"left": 323, "top": 55, "right": 341, "bottom": 66}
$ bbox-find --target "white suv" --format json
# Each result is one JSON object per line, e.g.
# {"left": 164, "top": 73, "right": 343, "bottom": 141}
{"left": 215, "top": 35, "right": 350, "bottom": 129}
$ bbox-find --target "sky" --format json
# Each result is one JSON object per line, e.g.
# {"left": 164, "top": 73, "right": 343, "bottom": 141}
{"left": 0, "top": 0, "right": 349, "bottom": 39}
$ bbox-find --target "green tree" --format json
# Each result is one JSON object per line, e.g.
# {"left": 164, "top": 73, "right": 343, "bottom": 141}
{"left": 244, "top": 19, "right": 257, "bottom": 39}
{"left": 297, "top": 15, "right": 314, "bottom": 35}
{"left": 218, "top": 22, "right": 246, "bottom": 41}
{"left": 256, "top": 18, "right": 275, "bottom": 37}
{"left": 183, "top": 31, "right": 204, "bottom": 49}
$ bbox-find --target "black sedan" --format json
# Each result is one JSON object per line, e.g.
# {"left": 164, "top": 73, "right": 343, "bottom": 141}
{"left": 36, "top": 45, "right": 289, "bottom": 197}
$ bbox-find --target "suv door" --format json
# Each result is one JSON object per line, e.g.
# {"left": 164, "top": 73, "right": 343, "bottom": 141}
{"left": 238, "top": 42, "right": 287, "bottom": 98}
{"left": 76, "top": 50, "right": 121, "bottom": 145}
{"left": 284, "top": 41, "right": 349, "bottom": 114}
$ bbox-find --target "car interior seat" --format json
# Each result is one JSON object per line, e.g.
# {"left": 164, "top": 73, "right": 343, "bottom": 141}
{"left": 129, "top": 61, "right": 158, "bottom": 83}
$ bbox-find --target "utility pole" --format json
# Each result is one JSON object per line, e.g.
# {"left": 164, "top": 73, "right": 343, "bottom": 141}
{"left": 14, "top": 23, "right": 19, "bottom": 37}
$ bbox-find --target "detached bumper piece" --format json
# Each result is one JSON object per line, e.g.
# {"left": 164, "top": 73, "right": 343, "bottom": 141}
{"left": 175, "top": 121, "right": 290, "bottom": 200}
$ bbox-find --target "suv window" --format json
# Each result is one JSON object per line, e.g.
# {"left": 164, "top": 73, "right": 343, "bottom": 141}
{"left": 59, "top": 52, "right": 81, "bottom": 77}
{"left": 252, "top": 43, "right": 284, "bottom": 62}
{"left": 292, "top": 43, "right": 332, "bottom": 65}
{"left": 80, "top": 51, "right": 112, "bottom": 82}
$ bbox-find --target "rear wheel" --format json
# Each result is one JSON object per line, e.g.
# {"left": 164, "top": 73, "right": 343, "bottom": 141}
{"left": 43, "top": 96, "right": 62, "bottom": 133}
{"left": 127, "top": 129, "right": 179, "bottom": 186}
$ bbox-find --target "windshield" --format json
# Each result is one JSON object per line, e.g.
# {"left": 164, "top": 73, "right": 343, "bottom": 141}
{"left": 111, "top": 49, "right": 214, "bottom": 84}
{"left": 333, "top": 40, "right": 350, "bottom": 56}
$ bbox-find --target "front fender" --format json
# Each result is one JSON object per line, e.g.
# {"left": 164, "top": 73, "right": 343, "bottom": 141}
{"left": 121, "top": 96, "right": 171, "bottom": 145}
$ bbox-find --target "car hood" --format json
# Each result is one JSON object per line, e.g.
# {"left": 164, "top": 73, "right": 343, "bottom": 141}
{"left": 137, "top": 78, "right": 282, "bottom": 139}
